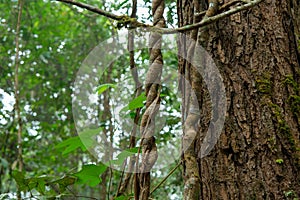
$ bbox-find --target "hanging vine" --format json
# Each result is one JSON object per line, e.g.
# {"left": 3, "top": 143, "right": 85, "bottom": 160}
{"left": 14, "top": 0, "right": 24, "bottom": 199}
{"left": 116, "top": 0, "right": 141, "bottom": 196}
{"left": 134, "top": 0, "right": 166, "bottom": 199}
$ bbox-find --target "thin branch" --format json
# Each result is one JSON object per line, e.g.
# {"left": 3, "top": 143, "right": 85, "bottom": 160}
{"left": 150, "top": 161, "right": 182, "bottom": 195}
{"left": 195, "top": 0, "right": 248, "bottom": 17}
{"left": 14, "top": 0, "right": 24, "bottom": 176}
{"left": 56, "top": 0, "right": 123, "bottom": 20}
{"left": 160, "top": 0, "right": 263, "bottom": 34}
{"left": 116, "top": 0, "right": 140, "bottom": 195}
{"left": 55, "top": 0, "right": 263, "bottom": 34}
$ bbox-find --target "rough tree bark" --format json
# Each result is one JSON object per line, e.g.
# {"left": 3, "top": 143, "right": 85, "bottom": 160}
{"left": 178, "top": 0, "right": 300, "bottom": 199}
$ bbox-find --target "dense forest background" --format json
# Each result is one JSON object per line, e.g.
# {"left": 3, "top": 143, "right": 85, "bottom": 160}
{"left": 1, "top": 0, "right": 183, "bottom": 199}
{"left": 0, "top": 0, "right": 300, "bottom": 199}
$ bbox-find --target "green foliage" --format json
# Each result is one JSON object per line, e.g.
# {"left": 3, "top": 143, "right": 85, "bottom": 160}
{"left": 96, "top": 83, "right": 116, "bottom": 95}
{"left": 121, "top": 92, "right": 146, "bottom": 112}
{"left": 55, "top": 136, "right": 87, "bottom": 155}
{"left": 74, "top": 164, "right": 107, "bottom": 187}
{"left": 109, "top": 147, "right": 139, "bottom": 166}
{"left": 55, "top": 128, "right": 101, "bottom": 155}
{"left": 1, "top": 0, "right": 181, "bottom": 198}
{"left": 12, "top": 171, "right": 27, "bottom": 192}
{"left": 115, "top": 195, "right": 131, "bottom": 200}
{"left": 12, "top": 170, "right": 76, "bottom": 196}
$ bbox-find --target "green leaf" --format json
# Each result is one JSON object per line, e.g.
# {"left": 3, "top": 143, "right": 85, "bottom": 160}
{"left": 54, "top": 136, "right": 86, "bottom": 155}
{"left": 121, "top": 93, "right": 146, "bottom": 112}
{"left": 12, "top": 170, "right": 27, "bottom": 192}
{"left": 27, "top": 176, "right": 53, "bottom": 194}
{"left": 115, "top": 0, "right": 128, "bottom": 9}
{"left": 73, "top": 164, "right": 107, "bottom": 187}
{"left": 109, "top": 147, "right": 139, "bottom": 166}
{"left": 51, "top": 176, "right": 77, "bottom": 192}
{"left": 35, "top": 178, "right": 46, "bottom": 194}
{"left": 55, "top": 128, "right": 101, "bottom": 155}
{"left": 129, "top": 93, "right": 146, "bottom": 110}
{"left": 115, "top": 195, "right": 127, "bottom": 200}
{"left": 79, "top": 128, "right": 102, "bottom": 148}
{"left": 96, "top": 83, "right": 116, "bottom": 95}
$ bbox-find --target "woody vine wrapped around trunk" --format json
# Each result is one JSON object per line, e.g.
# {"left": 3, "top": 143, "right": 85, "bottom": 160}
{"left": 179, "top": 0, "right": 219, "bottom": 199}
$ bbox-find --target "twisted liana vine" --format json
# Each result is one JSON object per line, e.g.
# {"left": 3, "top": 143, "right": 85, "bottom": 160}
{"left": 134, "top": 0, "right": 165, "bottom": 199}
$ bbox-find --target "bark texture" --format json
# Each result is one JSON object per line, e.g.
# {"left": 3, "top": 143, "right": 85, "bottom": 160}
{"left": 178, "top": 0, "right": 300, "bottom": 199}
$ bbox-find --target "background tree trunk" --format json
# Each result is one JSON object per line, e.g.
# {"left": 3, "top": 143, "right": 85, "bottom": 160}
{"left": 178, "top": 0, "right": 300, "bottom": 199}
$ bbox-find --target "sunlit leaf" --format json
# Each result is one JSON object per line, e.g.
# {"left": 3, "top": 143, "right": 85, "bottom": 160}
{"left": 109, "top": 147, "right": 139, "bottom": 166}
{"left": 73, "top": 164, "right": 107, "bottom": 187}
{"left": 79, "top": 127, "right": 102, "bottom": 148}
{"left": 96, "top": 83, "right": 116, "bottom": 95}
{"left": 55, "top": 128, "right": 101, "bottom": 155}
{"left": 121, "top": 93, "right": 146, "bottom": 112}
{"left": 54, "top": 136, "right": 86, "bottom": 155}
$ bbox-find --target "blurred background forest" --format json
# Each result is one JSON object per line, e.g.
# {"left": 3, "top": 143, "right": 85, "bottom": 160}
{"left": 0, "top": 0, "right": 184, "bottom": 199}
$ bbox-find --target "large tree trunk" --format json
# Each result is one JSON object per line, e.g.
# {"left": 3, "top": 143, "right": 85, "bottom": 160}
{"left": 178, "top": 0, "right": 300, "bottom": 199}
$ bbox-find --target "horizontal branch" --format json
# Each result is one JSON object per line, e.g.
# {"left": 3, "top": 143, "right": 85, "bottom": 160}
{"left": 195, "top": 0, "right": 248, "bottom": 17}
{"left": 56, "top": 0, "right": 123, "bottom": 20}
{"left": 55, "top": 0, "right": 263, "bottom": 34}
{"left": 161, "top": 0, "right": 263, "bottom": 34}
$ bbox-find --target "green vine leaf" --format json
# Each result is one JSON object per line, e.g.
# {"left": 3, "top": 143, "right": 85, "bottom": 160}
{"left": 73, "top": 164, "right": 107, "bottom": 187}
{"left": 12, "top": 170, "right": 27, "bottom": 192}
{"left": 50, "top": 175, "right": 77, "bottom": 192}
{"left": 55, "top": 128, "right": 101, "bottom": 155}
{"left": 96, "top": 83, "right": 116, "bottom": 95}
{"left": 55, "top": 136, "right": 86, "bottom": 155}
{"left": 109, "top": 147, "right": 139, "bottom": 166}
{"left": 120, "top": 93, "right": 146, "bottom": 112}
